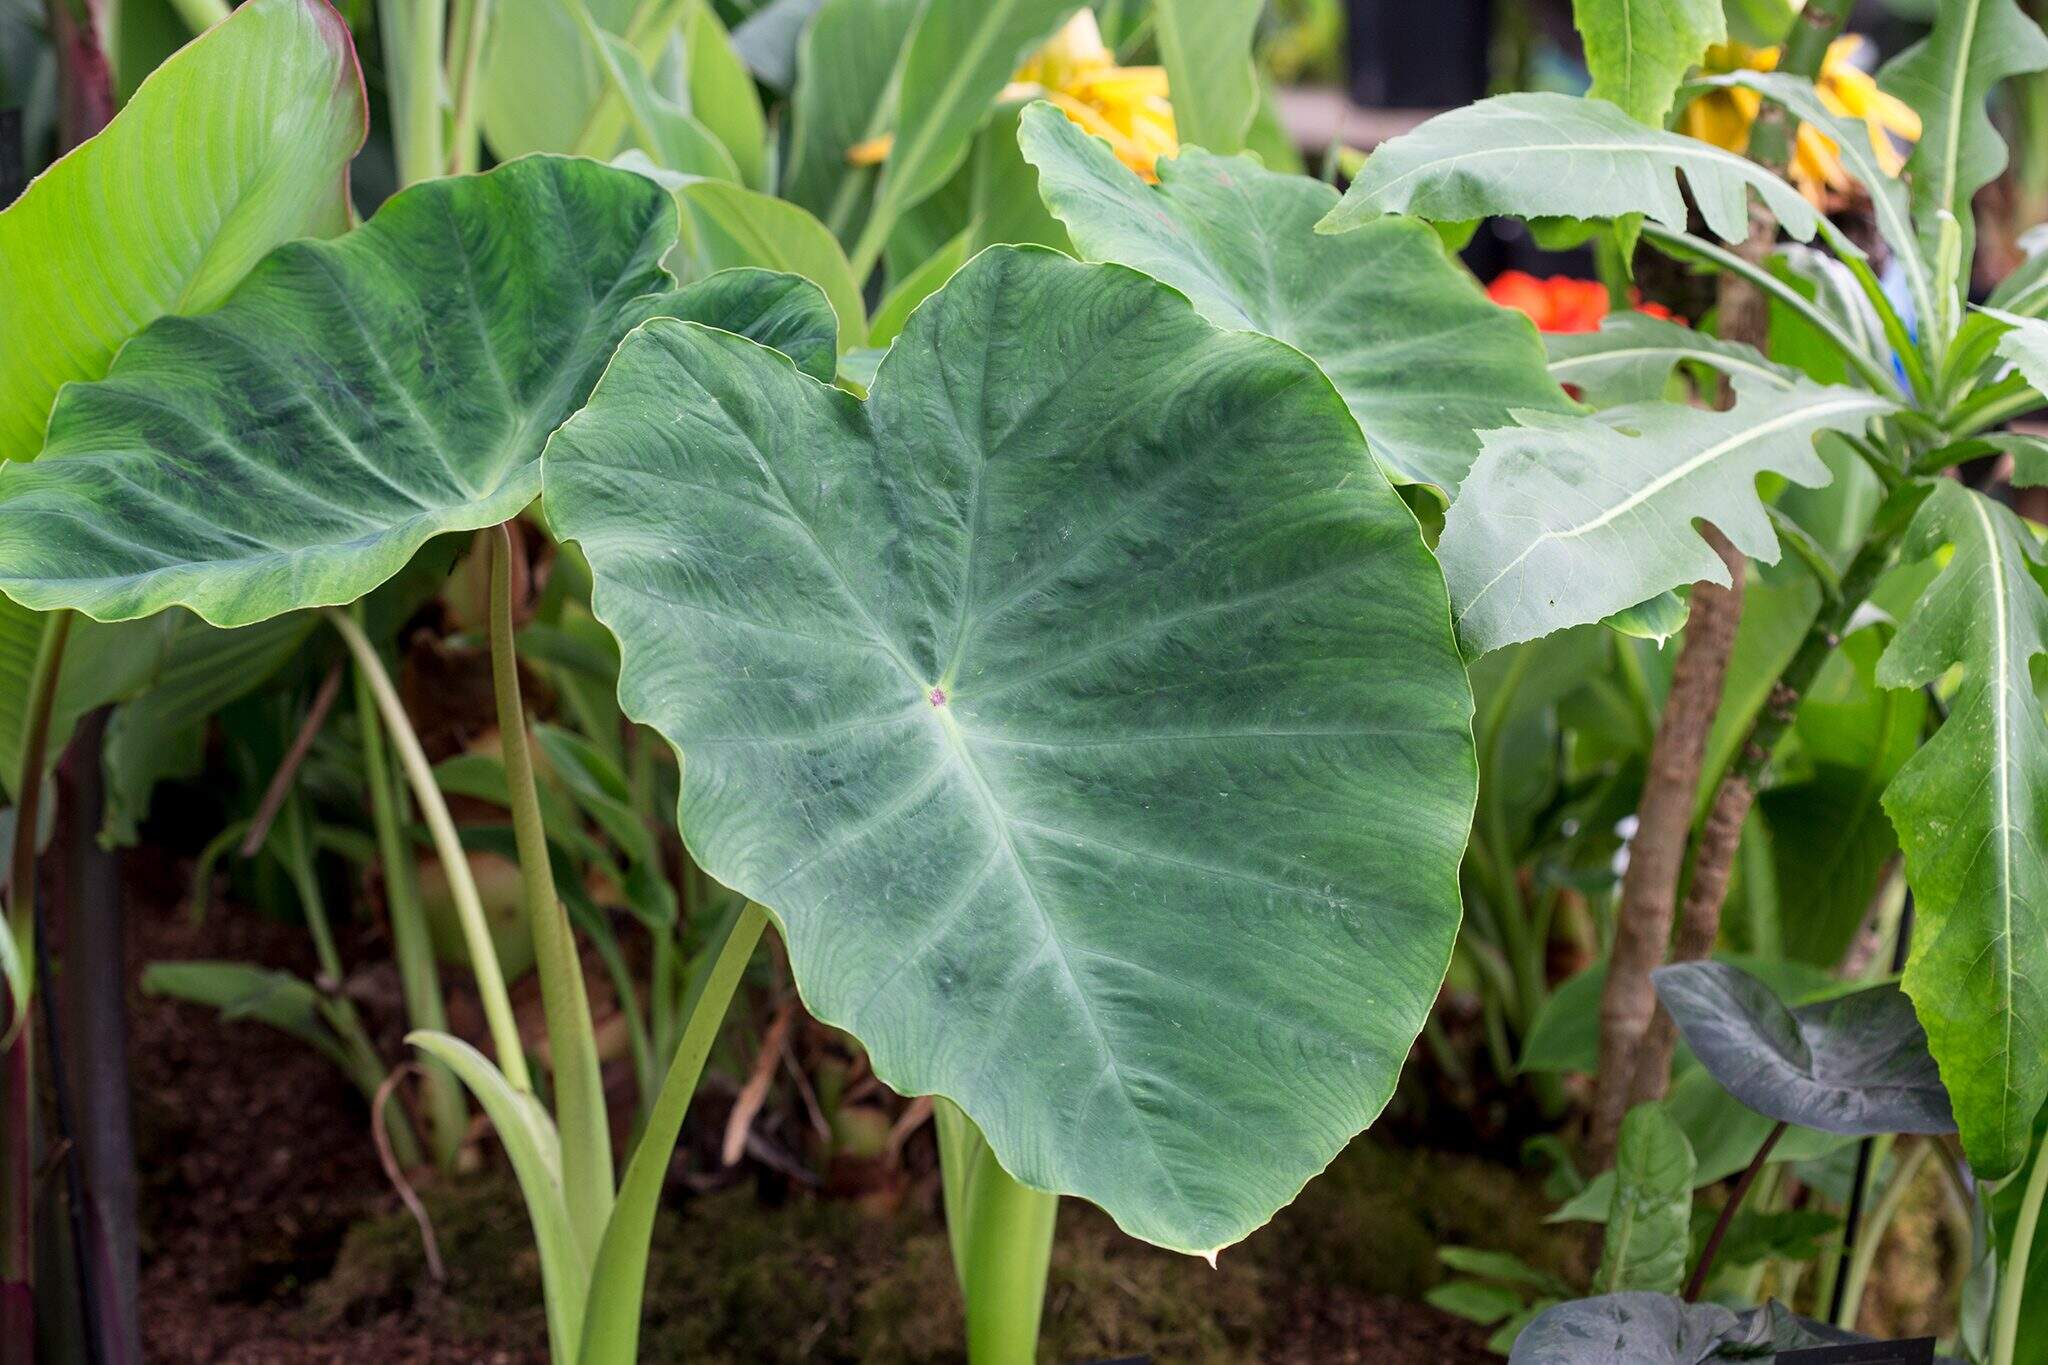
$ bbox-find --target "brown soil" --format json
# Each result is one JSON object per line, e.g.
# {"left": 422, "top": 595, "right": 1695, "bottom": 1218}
{"left": 122, "top": 846, "right": 1541, "bottom": 1363}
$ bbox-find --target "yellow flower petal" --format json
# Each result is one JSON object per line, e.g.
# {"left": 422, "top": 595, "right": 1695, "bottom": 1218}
{"left": 846, "top": 133, "right": 893, "bottom": 167}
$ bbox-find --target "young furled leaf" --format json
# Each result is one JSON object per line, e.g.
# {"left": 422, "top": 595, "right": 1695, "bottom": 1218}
{"left": 1880, "top": 480, "right": 2048, "bottom": 1180}
{"left": 1440, "top": 377, "right": 1893, "bottom": 653}
{"left": 0, "top": 157, "right": 838, "bottom": 629}
{"left": 1574, "top": 0, "right": 1724, "bottom": 127}
{"left": 542, "top": 245, "right": 1477, "bottom": 1256}
{"left": 1315, "top": 91, "right": 1819, "bottom": 243}
{"left": 1598, "top": 1104, "right": 1695, "bottom": 1294}
{"left": 1881, "top": 0, "right": 2048, "bottom": 272}
{"left": 1019, "top": 102, "right": 1571, "bottom": 491}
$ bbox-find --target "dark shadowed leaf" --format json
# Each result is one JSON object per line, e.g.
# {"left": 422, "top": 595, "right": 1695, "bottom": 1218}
{"left": 1653, "top": 961, "right": 1954, "bottom": 1136}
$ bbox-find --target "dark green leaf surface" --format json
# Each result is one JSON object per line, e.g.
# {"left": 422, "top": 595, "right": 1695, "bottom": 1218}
{"left": 1316, "top": 92, "right": 1820, "bottom": 243}
{"left": 0, "top": 157, "right": 838, "bottom": 628}
{"left": 542, "top": 246, "right": 1476, "bottom": 1253}
{"left": 1880, "top": 480, "right": 2048, "bottom": 1179}
{"left": 1019, "top": 103, "right": 1571, "bottom": 491}
{"left": 1652, "top": 962, "right": 1954, "bottom": 1136}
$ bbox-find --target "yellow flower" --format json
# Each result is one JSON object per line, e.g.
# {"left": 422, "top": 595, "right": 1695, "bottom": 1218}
{"left": 1679, "top": 37, "right": 1921, "bottom": 205}
{"left": 846, "top": 9, "right": 1177, "bottom": 182}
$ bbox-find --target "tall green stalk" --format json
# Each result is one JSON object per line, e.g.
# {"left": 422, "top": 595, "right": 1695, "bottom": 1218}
{"left": 936, "top": 1098, "right": 1060, "bottom": 1365}
{"left": 353, "top": 639, "right": 469, "bottom": 1171}
{"left": 489, "top": 523, "right": 615, "bottom": 1254}
{"left": 379, "top": 0, "right": 447, "bottom": 187}
{"left": 1996, "top": 1134, "right": 2048, "bottom": 1365}
{"left": 327, "top": 607, "right": 532, "bottom": 1093}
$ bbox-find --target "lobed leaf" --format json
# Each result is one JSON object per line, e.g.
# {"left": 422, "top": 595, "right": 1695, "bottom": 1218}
{"left": 542, "top": 246, "right": 1477, "bottom": 1255}
{"left": 1575, "top": 0, "right": 1723, "bottom": 127}
{"left": 1880, "top": 480, "right": 2048, "bottom": 1179}
{"left": 1440, "top": 377, "right": 1893, "bottom": 653}
{"left": 1315, "top": 91, "right": 1819, "bottom": 244}
{"left": 0, "top": 157, "right": 838, "bottom": 629}
{"left": 1019, "top": 102, "right": 1572, "bottom": 491}
{"left": 1544, "top": 311, "right": 1800, "bottom": 409}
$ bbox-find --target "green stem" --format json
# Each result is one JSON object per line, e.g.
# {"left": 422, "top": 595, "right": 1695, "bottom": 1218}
{"left": 490, "top": 524, "right": 615, "bottom": 1250}
{"left": 936, "top": 1097, "right": 1059, "bottom": 1365}
{"left": 1995, "top": 1134, "right": 2048, "bottom": 1365}
{"left": 379, "top": 0, "right": 447, "bottom": 188}
{"left": 576, "top": 900, "right": 766, "bottom": 1365}
{"left": 326, "top": 607, "right": 531, "bottom": 1092}
{"left": 445, "top": 0, "right": 494, "bottom": 175}
{"left": 1639, "top": 223, "right": 1902, "bottom": 398}
{"left": 1945, "top": 377, "right": 2043, "bottom": 441}
{"left": 353, "top": 631, "right": 468, "bottom": 1171}
{"left": 1838, "top": 1136, "right": 1927, "bottom": 1332}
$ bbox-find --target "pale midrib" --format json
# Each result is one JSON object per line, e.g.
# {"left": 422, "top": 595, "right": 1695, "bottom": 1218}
{"left": 1362, "top": 129, "right": 1768, "bottom": 204}
{"left": 1456, "top": 395, "right": 1876, "bottom": 622}
{"left": 1967, "top": 490, "right": 2019, "bottom": 1144}
{"left": 1936, "top": 0, "right": 1985, "bottom": 219}
{"left": 1546, "top": 345, "right": 1789, "bottom": 386}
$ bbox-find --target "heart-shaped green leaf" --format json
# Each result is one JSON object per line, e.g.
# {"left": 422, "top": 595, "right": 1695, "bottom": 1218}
{"left": 542, "top": 246, "right": 1476, "bottom": 1254}
{"left": 0, "top": 156, "right": 838, "bottom": 629}
{"left": 1018, "top": 102, "right": 1571, "bottom": 491}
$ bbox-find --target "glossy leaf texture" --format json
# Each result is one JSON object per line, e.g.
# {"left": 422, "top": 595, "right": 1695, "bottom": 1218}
{"left": 1154, "top": 0, "right": 1260, "bottom": 154}
{"left": 1019, "top": 102, "right": 1571, "bottom": 492}
{"left": 1574, "top": 0, "right": 1723, "bottom": 126}
{"left": 1653, "top": 962, "right": 1954, "bottom": 1136}
{"left": 1544, "top": 312, "right": 1800, "bottom": 409}
{"left": 1880, "top": 480, "right": 2048, "bottom": 1180}
{"left": 543, "top": 246, "right": 1477, "bottom": 1254}
{"left": 1315, "top": 91, "right": 1819, "bottom": 243}
{"left": 1597, "top": 1105, "right": 1694, "bottom": 1295}
{"left": 0, "top": 0, "right": 366, "bottom": 464}
{"left": 0, "top": 157, "right": 838, "bottom": 629}
{"left": 1881, "top": 0, "right": 2048, "bottom": 269}
{"left": 1440, "top": 378, "right": 1893, "bottom": 653}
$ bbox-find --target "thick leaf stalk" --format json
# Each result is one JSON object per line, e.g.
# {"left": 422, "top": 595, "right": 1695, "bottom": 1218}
{"left": 937, "top": 1097, "right": 1060, "bottom": 1365}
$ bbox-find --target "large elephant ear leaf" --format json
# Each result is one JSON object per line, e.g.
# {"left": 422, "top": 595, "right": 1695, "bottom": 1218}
{"left": 1440, "top": 378, "right": 1893, "bottom": 653}
{"left": 1017, "top": 102, "right": 1571, "bottom": 492}
{"left": 0, "top": 0, "right": 366, "bottom": 465}
{"left": 542, "top": 245, "right": 1477, "bottom": 1254}
{"left": 1314, "top": 91, "right": 1818, "bottom": 244}
{"left": 1881, "top": 0, "right": 2048, "bottom": 271}
{"left": 0, "top": 157, "right": 838, "bottom": 629}
{"left": 1879, "top": 480, "right": 2048, "bottom": 1180}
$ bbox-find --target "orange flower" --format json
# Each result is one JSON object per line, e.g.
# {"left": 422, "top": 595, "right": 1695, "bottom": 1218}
{"left": 1486, "top": 272, "right": 1684, "bottom": 333}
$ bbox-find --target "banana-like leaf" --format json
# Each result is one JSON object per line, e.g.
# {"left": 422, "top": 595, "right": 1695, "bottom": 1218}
{"left": 1544, "top": 312, "right": 1800, "bottom": 409}
{"left": 1315, "top": 91, "right": 1818, "bottom": 244}
{"left": 1880, "top": 480, "right": 2048, "bottom": 1179}
{"left": 780, "top": 0, "right": 922, "bottom": 249}
{"left": 0, "top": 0, "right": 365, "bottom": 464}
{"left": 856, "top": 0, "right": 1079, "bottom": 264}
{"left": 409, "top": 1029, "right": 586, "bottom": 1359}
{"left": 542, "top": 246, "right": 1476, "bottom": 1255}
{"left": 1574, "top": 0, "right": 1723, "bottom": 126}
{"left": 679, "top": 0, "right": 768, "bottom": 190}
{"left": 1597, "top": 1104, "right": 1694, "bottom": 1295}
{"left": 1018, "top": 102, "right": 1571, "bottom": 491}
{"left": 0, "top": 157, "right": 839, "bottom": 629}
{"left": 480, "top": 0, "right": 635, "bottom": 161}
{"left": 1441, "top": 378, "right": 1894, "bottom": 653}
{"left": 1653, "top": 961, "right": 1954, "bottom": 1136}
{"left": 1881, "top": 0, "right": 2048, "bottom": 271}
{"left": 1154, "top": 0, "right": 1260, "bottom": 154}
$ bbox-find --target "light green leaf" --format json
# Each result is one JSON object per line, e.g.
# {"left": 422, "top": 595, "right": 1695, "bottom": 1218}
{"left": 0, "top": 0, "right": 365, "bottom": 464}
{"left": 1598, "top": 1104, "right": 1696, "bottom": 1294}
{"left": 681, "top": 0, "right": 768, "bottom": 188}
{"left": 1019, "top": 101, "right": 1572, "bottom": 491}
{"left": 542, "top": 246, "right": 1476, "bottom": 1254}
{"left": 1723, "top": 0, "right": 1795, "bottom": 46}
{"left": 481, "top": 0, "right": 637, "bottom": 161}
{"left": 1602, "top": 591, "right": 1689, "bottom": 645}
{"left": 669, "top": 177, "right": 867, "bottom": 352}
{"left": 0, "top": 157, "right": 839, "bottom": 629}
{"left": 1574, "top": 0, "right": 1724, "bottom": 126}
{"left": 870, "top": 229, "right": 972, "bottom": 348}
{"left": 1441, "top": 378, "right": 1894, "bottom": 653}
{"left": 1985, "top": 306, "right": 2048, "bottom": 398}
{"left": 1315, "top": 91, "right": 1819, "bottom": 244}
{"left": 854, "top": 0, "right": 1080, "bottom": 270}
{"left": 142, "top": 960, "right": 352, "bottom": 1073}
{"left": 1881, "top": 0, "right": 2048, "bottom": 272}
{"left": 584, "top": 18, "right": 744, "bottom": 181}
{"left": 780, "top": 0, "right": 921, "bottom": 248}
{"left": 409, "top": 1029, "right": 587, "bottom": 1360}
{"left": 1155, "top": 0, "right": 1261, "bottom": 154}
{"left": 1880, "top": 480, "right": 2048, "bottom": 1179}
{"left": 1545, "top": 311, "right": 1800, "bottom": 408}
